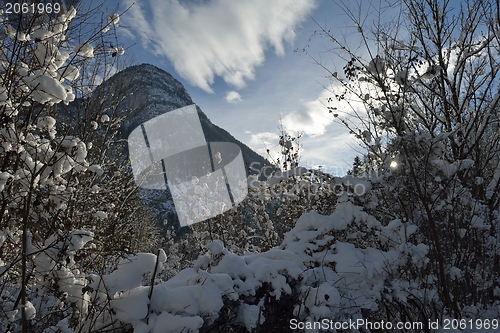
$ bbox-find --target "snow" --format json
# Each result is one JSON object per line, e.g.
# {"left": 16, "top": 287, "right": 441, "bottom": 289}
{"left": 74, "top": 42, "right": 94, "bottom": 58}
{"left": 109, "top": 47, "right": 125, "bottom": 56}
{"left": 37, "top": 116, "right": 56, "bottom": 131}
{"left": 5, "top": 24, "right": 16, "bottom": 37}
{"left": 151, "top": 311, "right": 203, "bottom": 333}
{"left": 247, "top": 174, "right": 262, "bottom": 189}
{"left": 24, "top": 73, "right": 67, "bottom": 104}
{"left": 334, "top": 175, "right": 372, "bottom": 194}
{"left": 99, "top": 240, "right": 343, "bottom": 331}
{"left": 486, "top": 162, "right": 500, "bottom": 199}
{"left": 239, "top": 303, "right": 264, "bottom": 331}
{"left": 68, "top": 230, "right": 94, "bottom": 251}
{"left": 366, "top": 56, "right": 385, "bottom": 76}
{"left": 94, "top": 211, "right": 108, "bottom": 219}
{"left": 104, "top": 252, "right": 165, "bottom": 296}
{"left": 87, "top": 164, "right": 104, "bottom": 176}
{"left": 7, "top": 310, "right": 17, "bottom": 323}
{"left": 420, "top": 65, "right": 443, "bottom": 79}
{"left": 33, "top": 43, "right": 58, "bottom": 66}
{"left": 53, "top": 154, "right": 75, "bottom": 177}
{"left": 108, "top": 13, "right": 120, "bottom": 26}
{"left": 471, "top": 215, "right": 490, "bottom": 230}
{"left": 112, "top": 286, "right": 149, "bottom": 321}
{"left": 16, "top": 31, "right": 30, "bottom": 41}
{"left": 57, "top": 65, "right": 79, "bottom": 81}
{"left": 32, "top": 28, "right": 53, "bottom": 41}
{"left": 450, "top": 266, "right": 462, "bottom": 279}
{"left": 206, "top": 240, "right": 224, "bottom": 255}
{"left": 24, "top": 301, "right": 36, "bottom": 320}
{"left": 431, "top": 159, "right": 474, "bottom": 178}
{"left": 58, "top": 6, "right": 77, "bottom": 23}
{"left": 43, "top": 136, "right": 500, "bottom": 324}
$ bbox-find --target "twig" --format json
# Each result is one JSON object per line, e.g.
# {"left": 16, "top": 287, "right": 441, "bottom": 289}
{"left": 146, "top": 249, "right": 161, "bottom": 324}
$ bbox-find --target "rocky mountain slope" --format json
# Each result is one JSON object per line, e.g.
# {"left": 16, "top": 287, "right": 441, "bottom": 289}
{"left": 95, "top": 64, "right": 269, "bottom": 231}
{"left": 102, "top": 64, "right": 267, "bottom": 168}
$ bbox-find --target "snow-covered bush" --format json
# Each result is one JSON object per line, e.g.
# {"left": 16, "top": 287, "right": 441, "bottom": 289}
{"left": 304, "top": 0, "right": 500, "bottom": 322}
{"left": 0, "top": 3, "right": 161, "bottom": 332}
{"left": 94, "top": 190, "right": 435, "bottom": 332}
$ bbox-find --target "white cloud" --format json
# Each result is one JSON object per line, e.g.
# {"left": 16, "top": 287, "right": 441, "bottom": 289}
{"left": 278, "top": 84, "right": 369, "bottom": 174}
{"left": 248, "top": 131, "right": 279, "bottom": 157}
{"left": 299, "top": 131, "right": 360, "bottom": 176}
{"left": 123, "top": 0, "right": 316, "bottom": 92}
{"left": 122, "top": 1, "right": 154, "bottom": 41}
{"left": 281, "top": 90, "right": 334, "bottom": 137}
{"left": 225, "top": 91, "right": 242, "bottom": 104}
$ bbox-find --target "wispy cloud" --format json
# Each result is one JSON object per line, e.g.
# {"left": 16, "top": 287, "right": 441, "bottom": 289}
{"left": 225, "top": 91, "right": 242, "bottom": 104}
{"left": 248, "top": 131, "right": 279, "bottom": 157}
{"left": 123, "top": 0, "right": 316, "bottom": 92}
{"left": 276, "top": 84, "right": 367, "bottom": 173}
{"left": 299, "top": 131, "right": 360, "bottom": 175}
{"left": 281, "top": 90, "right": 334, "bottom": 137}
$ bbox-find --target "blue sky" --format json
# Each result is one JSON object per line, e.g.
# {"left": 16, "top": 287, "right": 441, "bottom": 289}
{"left": 107, "top": 0, "right": 362, "bottom": 175}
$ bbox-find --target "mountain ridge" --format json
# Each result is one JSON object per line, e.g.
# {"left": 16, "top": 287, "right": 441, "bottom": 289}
{"left": 99, "top": 63, "right": 269, "bottom": 231}
{"left": 105, "top": 63, "right": 268, "bottom": 173}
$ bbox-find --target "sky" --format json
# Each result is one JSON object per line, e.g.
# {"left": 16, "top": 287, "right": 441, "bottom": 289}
{"left": 106, "top": 0, "right": 367, "bottom": 175}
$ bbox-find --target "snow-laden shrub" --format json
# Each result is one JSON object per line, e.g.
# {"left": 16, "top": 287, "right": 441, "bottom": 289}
{"left": 304, "top": 0, "right": 500, "bottom": 321}
{"left": 96, "top": 192, "right": 435, "bottom": 332}
{"left": 0, "top": 230, "right": 118, "bottom": 332}
{"left": 0, "top": 4, "right": 160, "bottom": 332}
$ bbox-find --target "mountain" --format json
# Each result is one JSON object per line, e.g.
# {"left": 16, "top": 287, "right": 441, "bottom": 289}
{"left": 102, "top": 64, "right": 267, "bottom": 171}
{"left": 94, "top": 64, "right": 270, "bottom": 231}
